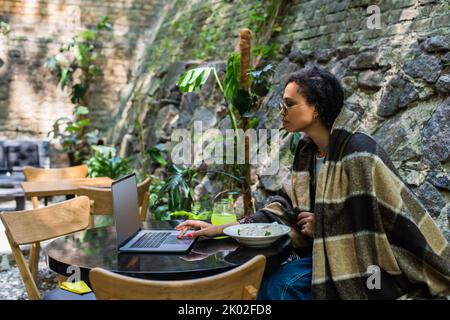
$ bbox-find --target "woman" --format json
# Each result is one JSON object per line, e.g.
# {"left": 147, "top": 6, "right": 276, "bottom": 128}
{"left": 176, "top": 65, "right": 450, "bottom": 300}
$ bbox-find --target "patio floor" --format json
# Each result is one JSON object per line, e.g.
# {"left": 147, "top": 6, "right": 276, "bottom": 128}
{"left": 0, "top": 248, "right": 58, "bottom": 300}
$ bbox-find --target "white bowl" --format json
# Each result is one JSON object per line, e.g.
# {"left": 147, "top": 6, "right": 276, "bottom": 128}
{"left": 223, "top": 223, "right": 291, "bottom": 248}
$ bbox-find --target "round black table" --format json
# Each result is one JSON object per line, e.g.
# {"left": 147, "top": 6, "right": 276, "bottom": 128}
{"left": 46, "top": 220, "right": 292, "bottom": 283}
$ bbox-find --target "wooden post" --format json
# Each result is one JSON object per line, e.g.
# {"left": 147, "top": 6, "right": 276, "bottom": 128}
{"left": 239, "top": 28, "right": 253, "bottom": 217}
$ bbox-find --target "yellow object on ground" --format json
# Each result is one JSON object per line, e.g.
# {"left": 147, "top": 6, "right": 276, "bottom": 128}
{"left": 60, "top": 281, "right": 92, "bottom": 294}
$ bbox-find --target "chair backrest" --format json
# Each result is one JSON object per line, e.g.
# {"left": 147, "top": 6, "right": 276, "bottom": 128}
{"left": 89, "top": 255, "right": 266, "bottom": 300}
{"left": 77, "top": 186, "right": 113, "bottom": 215}
{"left": 137, "top": 177, "right": 151, "bottom": 221}
{"left": 23, "top": 164, "right": 88, "bottom": 181}
{"left": 137, "top": 177, "right": 151, "bottom": 205}
{"left": 77, "top": 176, "right": 151, "bottom": 221}
{"left": 0, "top": 196, "right": 91, "bottom": 299}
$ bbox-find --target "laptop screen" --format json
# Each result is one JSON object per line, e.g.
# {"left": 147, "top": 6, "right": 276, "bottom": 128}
{"left": 112, "top": 173, "right": 141, "bottom": 248}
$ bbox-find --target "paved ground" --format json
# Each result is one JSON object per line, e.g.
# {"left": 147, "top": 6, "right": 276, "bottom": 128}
{"left": 0, "top": 250, "right": 59, "bottom": 300}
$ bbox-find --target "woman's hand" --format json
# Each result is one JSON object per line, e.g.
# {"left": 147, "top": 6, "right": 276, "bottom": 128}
{"left": 297, "top": 211, "right": 315, "bottom": 238}
{"left": 175, "top": 220, "right": 237, "bottom": 239}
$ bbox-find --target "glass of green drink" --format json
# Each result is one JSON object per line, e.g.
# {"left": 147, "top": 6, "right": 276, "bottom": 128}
{"left": 211, "top": 199, "right": 237, "bottom": 239}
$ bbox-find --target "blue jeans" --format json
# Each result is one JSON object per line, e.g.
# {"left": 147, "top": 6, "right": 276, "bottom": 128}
{"left": 257, "top": 255, "right": 313, "bottom": 300}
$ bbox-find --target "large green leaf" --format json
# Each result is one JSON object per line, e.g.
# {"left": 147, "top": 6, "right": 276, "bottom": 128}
{"left": 223, "top": 53, "right": 241, "bottom": 104}
{"left": 177, "top": 67, "right": 214, "bottom": 93}
{"left": 148, "top": 146, "right": 167, "bottom": 167}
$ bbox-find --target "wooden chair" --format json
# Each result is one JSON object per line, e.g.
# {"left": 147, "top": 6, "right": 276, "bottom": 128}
{"left": 22, "top": 164, "right": 88, "bottom": 281}
{"left": 77, "top": 176, "right": 151, "bottom": 227}
{"left": 0, "top": 196, "right": 93, "bottom": 300}
{"left": 23, "top": 163, "right": 88, "bottom": 180}
{"left": 89, "top": 255, "right": 266, "bottom": 300}
{"left": 23, "top": 164, "right": 88, "bottom": 208}
{"left": 137, "top": 176, "right": 151, "bottom": 222}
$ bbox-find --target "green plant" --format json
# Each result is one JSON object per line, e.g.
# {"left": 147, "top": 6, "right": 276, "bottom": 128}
{"left": 49, "top": 106, "right": 99, "bottom": 163}
{"left": 252, "top": 42, "right": 279, "bottom": 61}
{"left": 47, "top": 16, "right": 112, "bottom": 103}
{"left": 147, "top": 176, "right": 169, "bottom": 220}
{"left": 178, "top": 48, "right": 274, "bottom": 217}
{"left": 47, "top": 16, "right": 112, "bottom": 164}
{"left": 147, "top": 143, "right": 168, "bottom": 167}
{"left": 249, "top": 63, "right": 274, "bottom": 97}
{"left": 85, "top": 145, "right": 132, "bottom": 179}
{"left": 242, "top": 0, "right": 282, "bottom": 64}
{"left": 169, "top": 203, "right": 212, "bottom": 221}
{"left": 178, "top": 52, "right": 264, "bottom": 132}
{"left": 159, "top": 164, "right": 198, "bottom": 212}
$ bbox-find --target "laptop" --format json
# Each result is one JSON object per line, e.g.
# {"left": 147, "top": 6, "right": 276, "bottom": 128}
{"left": 112, "top": 173, "right": 197, "bottom": 253}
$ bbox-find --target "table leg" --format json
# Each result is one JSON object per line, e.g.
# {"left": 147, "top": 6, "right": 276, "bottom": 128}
{"left": 31, "top": 196, "right": 39, "bottom": 209}
{"left": 58, "top": 275, "right": 67, "bottom": 285}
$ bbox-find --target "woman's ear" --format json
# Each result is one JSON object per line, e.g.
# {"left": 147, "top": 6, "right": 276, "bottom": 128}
{"left": 313, "top": 107, "right": 319, "bottom": 119}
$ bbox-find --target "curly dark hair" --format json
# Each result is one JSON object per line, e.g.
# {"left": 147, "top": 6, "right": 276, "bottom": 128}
{"left": 284, "top": 65, "right": 344, "bottom": 130}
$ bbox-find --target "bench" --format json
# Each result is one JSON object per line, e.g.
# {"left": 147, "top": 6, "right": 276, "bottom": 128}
{"left": 0, "top": 140, "right": 50, "bottom": 211}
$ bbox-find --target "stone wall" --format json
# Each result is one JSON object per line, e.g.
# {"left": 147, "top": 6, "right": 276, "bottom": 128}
{"left": 108, "top": 0, "right": 279, "bottom": 150}
{"left": 0, "top": 0, "right": 165, "bottom": 139}
{"left": 0, "top": 0, "right": 448, "bottom": 235}
{"left": 109, "top": 0, "right": 449, "bottom": 237}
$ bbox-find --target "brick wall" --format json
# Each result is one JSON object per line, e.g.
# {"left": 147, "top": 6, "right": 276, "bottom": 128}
{"left": 1, "top": 0, "right": 449, "bottom": 143}
{"left": 0, "top": 0, "right": 165, "bottom": 139}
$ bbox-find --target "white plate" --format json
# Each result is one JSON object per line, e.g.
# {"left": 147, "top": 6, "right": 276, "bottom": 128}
{"left": 223, "top": 223, "right": 291, "bottom": 248}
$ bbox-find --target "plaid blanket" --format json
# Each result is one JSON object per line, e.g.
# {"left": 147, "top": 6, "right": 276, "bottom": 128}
{"left": 248, "top": 107, "right": 450, "bottom": 299}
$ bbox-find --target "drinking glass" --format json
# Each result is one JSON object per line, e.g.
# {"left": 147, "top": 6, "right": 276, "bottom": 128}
{"left": 211, "top": 199, "right": 237, "bottom": 239}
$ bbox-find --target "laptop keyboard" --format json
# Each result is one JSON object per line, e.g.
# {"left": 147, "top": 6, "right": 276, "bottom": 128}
{"left": 130, "top": 232, "right": 171, "bottom": 249}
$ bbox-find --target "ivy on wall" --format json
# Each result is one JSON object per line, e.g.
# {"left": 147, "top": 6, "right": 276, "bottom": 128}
{"left": 143, "top": 0, "right": 286, "bottom": 73}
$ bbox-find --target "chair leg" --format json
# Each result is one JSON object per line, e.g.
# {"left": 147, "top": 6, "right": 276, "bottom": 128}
{"left": 7, "top": 234, "right": 41, "bottom": 300}
{"left": 58, "top": 275, "right": 67, "bottom": 285}
{"left": 28, "top": 242, "right": 41, "bottom": 283}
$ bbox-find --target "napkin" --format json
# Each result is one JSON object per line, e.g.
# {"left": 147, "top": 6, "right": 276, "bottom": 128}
{"left": 60, "top": 281, "right": 92, "bottom": 295}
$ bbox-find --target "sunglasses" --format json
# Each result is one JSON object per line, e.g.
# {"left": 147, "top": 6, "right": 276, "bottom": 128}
{"left": 279, "top": 100, "right": 302, "bottom": 114}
